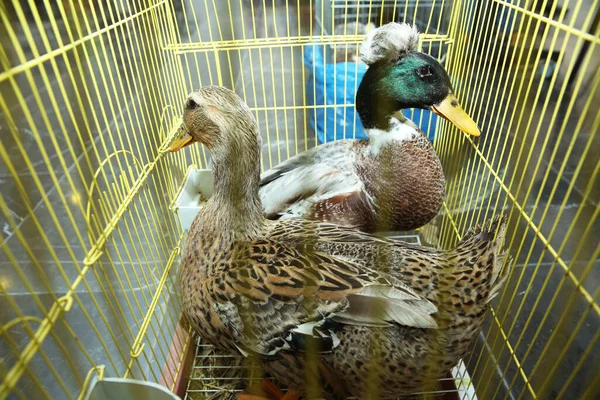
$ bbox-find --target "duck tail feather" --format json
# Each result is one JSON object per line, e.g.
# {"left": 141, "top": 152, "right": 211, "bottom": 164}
{"left": 456, "top": 215, "right": 510, "bottom": 301}
{"left": 457, "top": 214, "right": 506, "bottom": 245}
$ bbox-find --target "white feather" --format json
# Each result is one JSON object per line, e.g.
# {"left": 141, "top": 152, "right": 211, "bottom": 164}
{"left": 291, "top": 320, "right": 341, "bottom": 350}
{"left": 367, "top": 117, "right": 418, "bottom": 155}
{"left": 359, "top": 284, "right": 425, "bottom": 302}
{"left": 333, "top": 284, "right": 438, "bottom": 329}
{"left": 292, "top": 320, "right": 321, "bottom": 335}
{"left": 235, "top": 344, "right": 249, "bottom": 357}
{"left": 360, "top": 22, "right": 420, "bottom": 65}
{"left": 260, "top": 142, "right": 365, "bottom": 218}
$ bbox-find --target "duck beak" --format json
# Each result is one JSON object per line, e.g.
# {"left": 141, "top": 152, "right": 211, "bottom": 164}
{"left": 169, "top": 126, "right": 195, "bottom": 152}
{"left": 431, "top": 94, "right": 481, "bottom": 137}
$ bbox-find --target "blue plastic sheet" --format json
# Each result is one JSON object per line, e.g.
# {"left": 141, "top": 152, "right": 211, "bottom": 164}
{"left": 304, "top": 44, "right": 437, "bottom": 144}
{"left": 304, "top": 45, "right": 368, "bottom": 143}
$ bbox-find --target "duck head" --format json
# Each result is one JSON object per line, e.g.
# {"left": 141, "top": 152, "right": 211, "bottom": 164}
{"left": 169, "top": 86, "right": 259, "bottom": 154}
{"left": 169, "top": 86, "right": 264, "bottom": 232}
{"left": 356, "top": 23, "right": 480, "bottom": 136}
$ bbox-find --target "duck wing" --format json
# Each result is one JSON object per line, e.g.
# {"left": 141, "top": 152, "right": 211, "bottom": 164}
{"left": 259, "top": 140, "right": 370, "bottom": 221}
{"left": 209, "top": 231, "right": 437, "bottom": 357}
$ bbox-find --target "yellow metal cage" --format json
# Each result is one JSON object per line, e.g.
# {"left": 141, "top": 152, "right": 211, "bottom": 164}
{"left": 0, "top": 0, "right": 598, "bottom": 399}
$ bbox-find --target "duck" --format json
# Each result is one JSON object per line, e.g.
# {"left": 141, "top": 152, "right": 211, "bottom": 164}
{"left": 169, "top": 23, "right": 480, "bottom": 233}
{"left": 261, "top": 22, "right": 479, "bottom": 233}
{"left": 171, "top": 86, "right": 508, "bottom": 399}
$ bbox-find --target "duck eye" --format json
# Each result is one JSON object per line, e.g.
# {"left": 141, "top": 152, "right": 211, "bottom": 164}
{"left": 416, "top": 66, "right": 432, "bottom": 78}
{"left": 186, "top": 98, "right": 199, "bottom": 110}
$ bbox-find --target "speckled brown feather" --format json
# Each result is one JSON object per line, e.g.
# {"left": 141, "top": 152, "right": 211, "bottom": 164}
{"left": 182, "top": 214, "right": 438, "bottom": 358}
{"left": 182, "top": 209, "right": 507, "bottom": 398}
{"left": 314, "top": 217, "right": 508, "bottom": 398}
{"left": 178, "top": 86, "right": 508, "bottom": 399}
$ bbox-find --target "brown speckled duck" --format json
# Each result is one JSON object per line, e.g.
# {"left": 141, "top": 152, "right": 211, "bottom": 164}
{"left": 172, "top": 86, "right": 507, "bottom": 400}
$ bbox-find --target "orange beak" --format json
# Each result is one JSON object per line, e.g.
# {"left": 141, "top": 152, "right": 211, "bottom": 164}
{"left": 431, "top": 94, "right": 481, "bottom": 137}
{"left": 169, "top": 126, "right": 196, "bottom": 152}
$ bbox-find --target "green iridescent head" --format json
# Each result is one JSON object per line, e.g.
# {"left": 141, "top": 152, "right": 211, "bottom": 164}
{"left": 356, "top": 22, "right": 480, "bottom": 136}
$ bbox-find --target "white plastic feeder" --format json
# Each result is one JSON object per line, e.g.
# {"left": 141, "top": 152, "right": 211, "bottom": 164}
{"left": 174, "top": 169, "right": 214, "bottom": 231}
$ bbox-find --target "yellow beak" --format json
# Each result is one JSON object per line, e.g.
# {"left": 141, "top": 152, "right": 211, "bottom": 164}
{"left": 431, "top": 94, "right": 481, "bottom": 137}
{"left": 169, "top": 126, "right": 195, "bottom": 152}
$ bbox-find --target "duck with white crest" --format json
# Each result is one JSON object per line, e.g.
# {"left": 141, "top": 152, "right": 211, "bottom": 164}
{"left": 260, "top": 22, "right": 479, "bottom": 232}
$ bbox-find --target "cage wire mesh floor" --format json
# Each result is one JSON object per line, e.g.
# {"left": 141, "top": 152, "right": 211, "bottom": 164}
{"left": 0, "top": 0, "right": 598, "bottom": 399}
{"left": 184, "top": 340, "right": 476, "bottom": 400}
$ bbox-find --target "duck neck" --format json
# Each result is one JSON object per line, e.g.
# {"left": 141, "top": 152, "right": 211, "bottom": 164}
{"left": 208, "top": 126, "right": 264, "bottom": 237}
{"left": 356, "top": 68, "right": 406, "bottom": 131}
{"left": 357, "top": 101, "right": 405, "bottom": 131}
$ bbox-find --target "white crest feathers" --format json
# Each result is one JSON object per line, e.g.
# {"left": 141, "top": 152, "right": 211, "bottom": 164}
{"left": 359, "top": 22, "right": 420, "bottom": 65}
